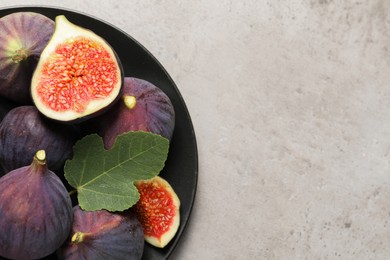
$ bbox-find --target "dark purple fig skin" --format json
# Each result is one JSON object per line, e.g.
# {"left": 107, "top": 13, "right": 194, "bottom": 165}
{"left": 0, "top": 12, "right": 54, "bottom": 104}
{"left": 57, "top": 205, "right": 144, "bottom": 260}
{"left": 0, "top": 151, "right": 73, "bottom": 259}
{"left": 90, "top": 77, "right": 175, "bottom": 149}
{"left": 0, "top": 106, "right": 78, "bottom": 173}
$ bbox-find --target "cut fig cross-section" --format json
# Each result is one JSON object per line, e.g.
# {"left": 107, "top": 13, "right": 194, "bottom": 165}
{"left": 133, "top": 176, "right": 180, "bottom": 248}
{"left": 31, "top": 15, "right": 123, "bottom": 122}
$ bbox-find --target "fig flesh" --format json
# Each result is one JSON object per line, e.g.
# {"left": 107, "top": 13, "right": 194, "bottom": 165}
{"left": 0, "top": 106, "right": 78, "bottom": 173}
{"left": 93, "top": 77, "right": 175, "bottom": 149}
{"left": 31, "top": 15, "right": 123, "bottom": 123}
{"left": 57, "top": 205, "right": 144, "bottom": 260}
{"left": 133, "top": 176, "right": 180, "bottom": 248}
{"left": 0, "top": 12, "right": 54, "bottom": 104}
{"left": 0, "top": 150, "right": 73, "bottom": 259}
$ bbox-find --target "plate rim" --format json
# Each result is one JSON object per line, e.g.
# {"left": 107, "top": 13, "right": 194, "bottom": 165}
{"left": 0, "top": 5, "right": 199, "bottom": 259}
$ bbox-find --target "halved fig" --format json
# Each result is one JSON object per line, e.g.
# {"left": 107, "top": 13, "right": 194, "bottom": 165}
{"left": 31, "top": 15, "right": 123, "bottom": 123}
{"left": 0, "top": 12, "right": 55, "bottom": 104}
{"left": 133, "top": 176, "right": 180, "bottom": 248}
{"left": 90, "top": 77, "right": 175, "bottom": 149}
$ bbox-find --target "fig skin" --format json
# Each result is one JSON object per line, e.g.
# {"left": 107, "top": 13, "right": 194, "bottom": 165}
{"left": 57, "top": 205, "right": 144, "bottom": 260}
{"left": 31, "top": 15, "right": 123, "bottom": 123}
{"left": 90, "top": 77, "right": 175, "bottom": 149}
{"left": 0, "top": 150, "right": 73, "bottom": 259}
{"left": 0, "top": 106, "right": 78, "bottom": 173}
{"left": 0, "top": 12, "right": 55, "bottom": 104}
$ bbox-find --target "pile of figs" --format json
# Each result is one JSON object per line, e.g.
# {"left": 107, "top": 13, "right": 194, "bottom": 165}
{"left": 0, "top": 11, "right": 180, "bottom": 259}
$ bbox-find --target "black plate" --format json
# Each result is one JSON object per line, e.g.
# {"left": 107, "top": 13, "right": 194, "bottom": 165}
{"left": 0, "top": 6, "right": 198, "bottom": 260}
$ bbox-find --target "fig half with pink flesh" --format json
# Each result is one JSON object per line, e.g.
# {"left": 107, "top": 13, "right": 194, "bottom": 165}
{"left": 133, "top": 176, "right": 180, "bottom": 248}
{"left": 92, "top": 77, "right": 175, "bottom": 149}
{"left": 31, "top": 15, "right": 123, "bottom": 123}
{"left": 0, "top": 12, "right": 54, "bottom": 104}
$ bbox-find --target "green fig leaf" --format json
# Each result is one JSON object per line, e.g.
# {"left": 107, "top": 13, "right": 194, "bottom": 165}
{"left": 64, "top": 132, "right": 169, "bottom": 211}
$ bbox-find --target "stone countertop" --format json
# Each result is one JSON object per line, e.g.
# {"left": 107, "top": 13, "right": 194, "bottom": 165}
{"left": 1, "top": 1, "right": 390, "bottom": 259}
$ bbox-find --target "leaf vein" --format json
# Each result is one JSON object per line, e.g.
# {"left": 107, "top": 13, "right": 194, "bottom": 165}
{"left": 78, "top": 144, "right": 163, "bottom": 188}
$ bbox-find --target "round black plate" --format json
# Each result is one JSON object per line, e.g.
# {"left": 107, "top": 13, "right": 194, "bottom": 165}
{"left": 0, "top": 6, "right": 198, "bottom": 260}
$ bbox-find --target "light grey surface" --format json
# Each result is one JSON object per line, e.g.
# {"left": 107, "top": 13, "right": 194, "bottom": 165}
{"left": 2, "top": 1, "right": 390, "bottom": 259}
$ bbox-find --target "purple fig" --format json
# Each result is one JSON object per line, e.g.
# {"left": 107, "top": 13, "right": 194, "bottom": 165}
{"left": 0, "top": 12, "right": 55, "bottom": 104}
{"left": 0, "top": 106, "right": 78, "bottom": 173}
{"left": 90, "top": 77, "right": 175, "bottom": 149}
{"left": 57, "top": 205, "right": 144, "bottom": 260}
{"left": 0, "top": 150, "right": 73, "bottom": 259}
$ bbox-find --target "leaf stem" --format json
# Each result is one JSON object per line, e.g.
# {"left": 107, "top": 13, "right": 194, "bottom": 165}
{"left": 68, "top": 189, "right": 77, "bottom": 196}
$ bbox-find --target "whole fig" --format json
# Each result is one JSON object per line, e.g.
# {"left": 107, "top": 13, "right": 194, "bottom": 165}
{"left": 57, "top": 205, "right": 144, "bottom": 260}
{"left": 0, "top": 106, "right": 78, "bottom": 173}
{"left": 0, "top": 12, "right": 54, "bottom": 104}
{"left": 91, "top": 77, "right": 175, "bottom": 149}
{"left": 0, "top": 150, "right": 73, "bottom": 259}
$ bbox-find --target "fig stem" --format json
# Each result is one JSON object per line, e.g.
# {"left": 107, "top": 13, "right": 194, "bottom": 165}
{"left": 68, "top": 189, "right": 77, "bottom": 196}
{"left": 31, "top": 150, "right": 47, "bottom": 170}
{"left": 30, "top": 150, "right": 47, "bottom": 174}
{"left": 123, "top": 95, "right": 137, "bottom": 110}
{"left": 34, "top": 150, "right": 46, "bottom": 164}
{"left": 12, "top": 49, "right": 28, "bottom": 63}
{"left": 71, "top": 231, "right": 91, "bottom": 244}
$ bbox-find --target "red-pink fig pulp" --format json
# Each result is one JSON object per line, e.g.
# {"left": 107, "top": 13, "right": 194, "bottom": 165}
{"left": 0, "top": 12, "right": 54, "bottom": 104}
{"left": 31, "top": 15, "right": 123, "bottom": 123}
{"left": 133, "top": 176, "right": 180, "bottom": 248}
